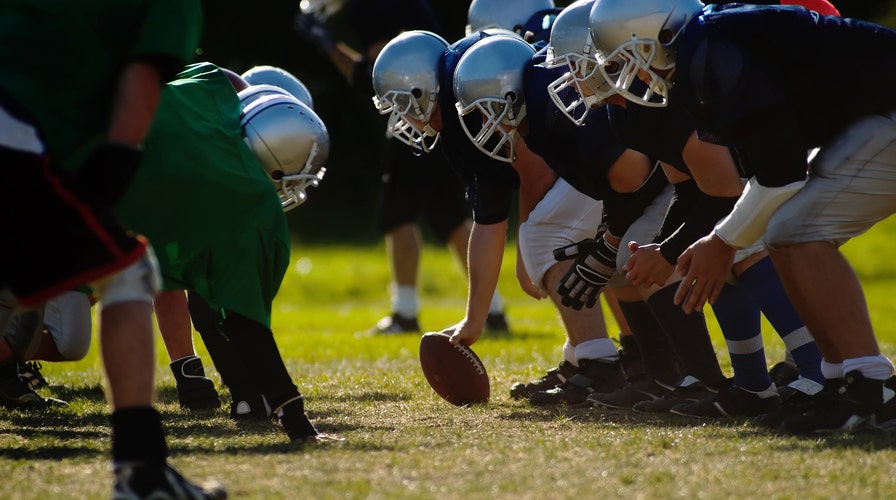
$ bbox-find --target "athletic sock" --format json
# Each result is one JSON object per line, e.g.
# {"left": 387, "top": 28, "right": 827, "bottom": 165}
{"left": 563, "top": 340, "right": 577, "bottom": 367}
{"left": 843, "top": 355, "right": 896, "bottom": 381}
{"left": 711, "top": 283, "right": 771, "bottom": 392}
{"left": 617, "top": 299, "right": 681, "bottom": 386}
{"left": 488, "top": 291, "right": 504, "bottom": 315}
{"left": 645, "top": 284, "right": 725, "bottom": 389}
{"left": 820, "top": 359, "right": 844, "bottom": 380}
{"left": 736, "top": 256, "right": 824, "bottom": 384}
{"left": 574, "top": 338, "right": 618, "bottom": 363}
{"left": 391, "top": 284, "right": 418, "bottom": 319}
{"left": 110, "top": 407, "right": 167, "bottom": 466}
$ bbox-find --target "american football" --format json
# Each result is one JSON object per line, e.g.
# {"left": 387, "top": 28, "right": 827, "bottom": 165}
{"left": 418, "top": 331, "right": 490, "bottom": 406}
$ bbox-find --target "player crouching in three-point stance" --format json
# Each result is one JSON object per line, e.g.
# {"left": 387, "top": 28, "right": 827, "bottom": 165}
{"left": 588, "top": 0, "right": 896, "bottom": 433}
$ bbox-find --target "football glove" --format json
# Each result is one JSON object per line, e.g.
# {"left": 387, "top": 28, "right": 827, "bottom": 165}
{"left": 294, "top": 12, "right": 335, "bottom": 54}
{"left": 71, "top": 142, "right": 143, "bottom": 207}
{"left": 555, "top": 233, "right": 618, "bottom": 310}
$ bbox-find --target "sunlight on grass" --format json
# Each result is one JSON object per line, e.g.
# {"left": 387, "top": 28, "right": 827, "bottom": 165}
{"left": 4, "top": 217, "right": 896, "bottom": 498}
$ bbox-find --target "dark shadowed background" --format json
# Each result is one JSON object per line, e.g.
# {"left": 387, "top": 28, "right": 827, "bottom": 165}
{"left": 197, "top": 0, "right": 894, "bottom": 244}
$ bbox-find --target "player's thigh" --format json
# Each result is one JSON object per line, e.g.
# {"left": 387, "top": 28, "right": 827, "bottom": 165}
{"left": 767, "top": 112, "right": 896, "bottom": 246}
{"left": 518, "top": 179, "right": 604, "bottom": 291}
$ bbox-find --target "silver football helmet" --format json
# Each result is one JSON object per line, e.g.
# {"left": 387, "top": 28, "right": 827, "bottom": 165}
{"left": 453, "top": 35, "right": 536, "bottom": 163}
{"left": 298, "top": 0, "right": 345, "bottom": 20}
{"left": 372, "top": 30, "right": 449, "bottom": 153}
{"left": 589, "top": 0, "right": 705, "bottom": 107}
{"left": 543, "top": 0, "right": 614, "bottom": 125}
{"left": 239, "top": 85, "right": 329, "bottom": 211}
{"left": 465, "top": 0, "right": 556, "bottom": 36}
{"left": 241, "top": 65, "right": 314, "bottom": 109}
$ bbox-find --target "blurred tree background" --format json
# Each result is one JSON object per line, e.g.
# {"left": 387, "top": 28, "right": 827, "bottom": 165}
{"left": 197, "top": 0, "right": 895, "bottom": 244}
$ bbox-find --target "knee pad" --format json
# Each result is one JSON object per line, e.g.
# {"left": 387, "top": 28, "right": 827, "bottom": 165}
{"left": 94, "top": 245, "right": 161, "bottom": 306}
{"left": 43, "top": 292, "right": 93, "bottom": 360}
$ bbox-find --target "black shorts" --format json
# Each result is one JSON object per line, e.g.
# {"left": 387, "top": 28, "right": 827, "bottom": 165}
{"left": 375, "top": 137, "right": 471, "bottom": 242}
{"left": 1, "top": 146, "right": 146, "bottom": 307}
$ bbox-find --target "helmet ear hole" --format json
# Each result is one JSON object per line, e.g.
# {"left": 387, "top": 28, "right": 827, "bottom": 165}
{"left": 506, "top": 91, "right": 518, "bottom": 103}
{"left": 271, "top": 169, "right": 285, "bottom": 181}
{"left": 411, "top": 88, "right": 423, "bottom": 99}
{"left": 658, "top": 28, "right": 675, "bottom": 45}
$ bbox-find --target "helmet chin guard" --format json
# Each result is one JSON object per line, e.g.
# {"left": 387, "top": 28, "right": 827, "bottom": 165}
{"left": 372, "top": 30, "right": 449, "bottom": 153}
{"left": 589, "top": 0, "right": 705, "bottom": 108}
{"left": 239, "top": 86, "right": 330, "bottom": 211}
{"left": 453, "top": 35, "right": 535, "bottom": 163}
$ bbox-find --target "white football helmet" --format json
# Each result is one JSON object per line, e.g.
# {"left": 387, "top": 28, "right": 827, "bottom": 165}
{"left": 543, "top": 0, "right": 614, "bottom": 125}
{"left": 372, "top": 30, "right": 449, "bottom": 153}
{"left": 465, "top": 0, "right": 556, "bottom": 36}
{"left": 298, "top": 0, "right": 345, "bottom": 20}
{"left": 453, "top": 35, "right": 536, "bottom": 163}
{"left": 241, "top": 65, "right": 314, "bottom": 109}
{"left": 239, "top": 85, "right": 329, "bottom": 211}
{"left": 589, "top": 0, "right": 705, "bottom": 107}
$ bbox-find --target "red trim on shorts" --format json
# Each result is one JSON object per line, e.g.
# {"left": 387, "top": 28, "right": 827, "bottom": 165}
{"left": 15, "top": 160, "right": 148, "bottom": 308}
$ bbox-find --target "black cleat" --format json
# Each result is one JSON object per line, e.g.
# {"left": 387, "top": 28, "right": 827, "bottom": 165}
{"left": 509, "top": 361, "right": 579, "bottom": 400}
{"left": 370, "top": 313, "right": 419, "bottom": 335}
{"left": 170, "top": 356, "right": 221, "bottom": 410}
{"left": 113, "top": 463, "right": 227, "bottom": 499}
{"left": 529, "top": 359, "right": 627, "bottom": 407}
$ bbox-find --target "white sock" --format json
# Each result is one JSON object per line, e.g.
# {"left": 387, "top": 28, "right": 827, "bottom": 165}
{"left": 574, "top": 338, "right": 618, "bottom": 363}
{"left": 843, "top": 355, "right": 896, "bottom": 381}
{"left": 563, "top": 341, "right": 577, "bottom": 366}
{"left": 391, "top": 284, "right": 418, "bottom": 318}
{"left": 488, "top": 291, "right": 504, "bottom": 314}
{"left": 820, "top": 359, "right": 844, "bottom": 380}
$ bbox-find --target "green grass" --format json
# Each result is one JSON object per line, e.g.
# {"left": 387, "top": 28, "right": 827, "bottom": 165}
{"left": 4, "top": 218, "right": 896, "bottom": 499}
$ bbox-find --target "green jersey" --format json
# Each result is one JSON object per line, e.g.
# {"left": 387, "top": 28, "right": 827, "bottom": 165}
{"left": 117, "top": 63, "right": 290, "bottom": 327}
{"left": 0, "top": 0, "right": 202, "bottom": 170}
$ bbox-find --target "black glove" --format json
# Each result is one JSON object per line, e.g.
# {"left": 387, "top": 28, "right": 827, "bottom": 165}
{"left": 555, "top": 233, "right": 618, "bottom": 310}
{"left": 294, "top": 12, "right": 335, "bottom": 54}
{"left": 70, "top": 142, "right": 143, "bottom": 207}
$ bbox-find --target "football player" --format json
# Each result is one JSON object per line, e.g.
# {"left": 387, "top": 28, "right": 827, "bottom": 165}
{"left": 373, "top": 24, "right": 638, "bottom": 406}
{"left": 450, "top": 29, "right": 739, "bottom": 411}
{"left": 296, "top": 0, "right": 505, "bottom": 335}
{"left": 546, "top": 0, "right": 827, "bottom": 418}
{"left": 115, "top": 62, "right": 340, "bottom": 445}
{"left": 589, "top": 0, "right": 896, "bottom": 432}
{"left": 0, "top": 1, "right": 225, "bottom": 498}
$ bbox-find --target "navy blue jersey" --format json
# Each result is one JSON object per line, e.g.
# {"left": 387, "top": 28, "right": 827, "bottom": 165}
{"left": 439, "top": 31, "right": 520, "bottom": 225}
{"left": 347, "top": 0, "right": 443, "bottom": 49}
{"left": 675, "top": 3, "right": 896, "bottom": 186}
{"left": 606, "top": 103, "right": 693, "bottom": 175}
{"left": 521, "top": 8, "right": 563, "bottom": 48}
{"left": 524, "top": 48, "right": 625, "bottom": 201}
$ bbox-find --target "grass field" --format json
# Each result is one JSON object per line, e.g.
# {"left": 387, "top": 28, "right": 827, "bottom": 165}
{"left": 4, "top": 217, "right": 896, "bottom": 499}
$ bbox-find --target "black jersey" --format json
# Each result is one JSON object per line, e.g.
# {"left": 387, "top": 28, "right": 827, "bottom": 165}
{"left": 439, "top": 31, "right": 520, "bottom": 225}
{"left": 524, "top": 48, "right": 625, "bottom": 201}
{"left": 675, "top": 3, "right": 896, "bottom": 186}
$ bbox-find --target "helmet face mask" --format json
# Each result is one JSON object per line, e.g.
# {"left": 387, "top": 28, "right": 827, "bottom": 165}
{"left": 239, "top": 86, "right": 330, "bottom": 211}
{"left": 371, "top": 30, "right": 449, "bottom": 153}
{"left": 543, "top": 0, "right": 613, "bottom": 125}
{"left": 372, "top": 88, "right": 440, "bottom": 152}
{"left": 589, "top": 0, "right": 705, "bottom": 108}
{"left": 455, "top": 94, "right": 523, "bottom": 163}
{"left": 453, "top": 35, "right": 535, "bottom": 163}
